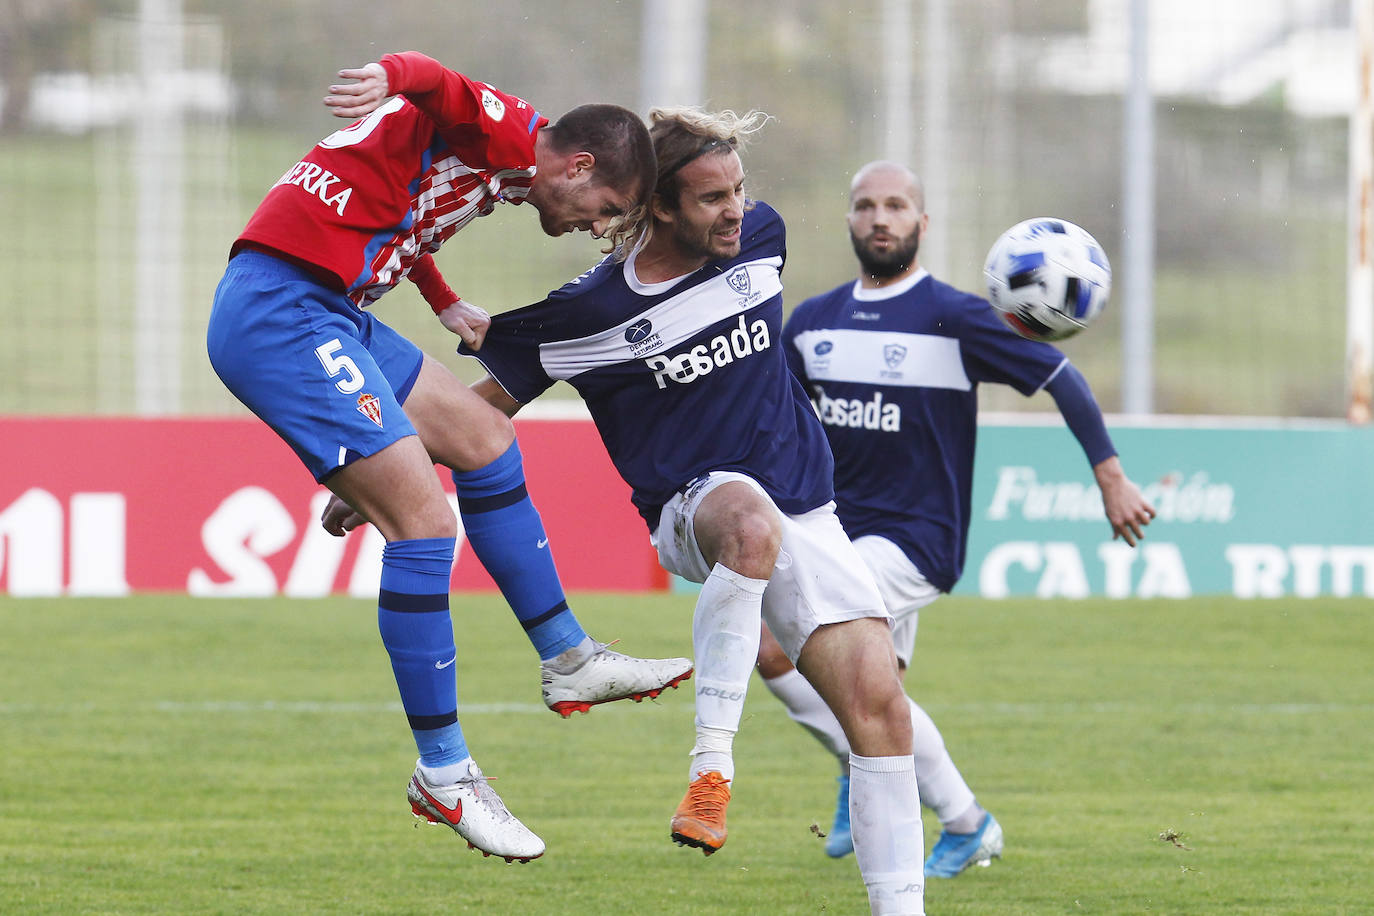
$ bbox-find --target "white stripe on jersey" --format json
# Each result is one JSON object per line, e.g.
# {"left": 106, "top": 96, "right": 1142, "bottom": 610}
{"left": 791, "top": 328, "right": 972, "bottom": 391}
{"left": 537, "top": 255, "right": 785, "bottom": 380}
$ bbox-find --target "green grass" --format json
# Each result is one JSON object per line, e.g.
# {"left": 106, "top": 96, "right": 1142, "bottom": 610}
{"left": 2, "top": 594, "right": 1371, "bottom": 914}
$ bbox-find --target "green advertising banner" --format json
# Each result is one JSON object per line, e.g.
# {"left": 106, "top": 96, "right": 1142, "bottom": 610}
{"left": 959, "top": 420, "right": 1374, "bottom": 599}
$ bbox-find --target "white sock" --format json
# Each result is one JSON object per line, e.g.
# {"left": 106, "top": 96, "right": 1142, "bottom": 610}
{"left": 541, "top": 635, "right": 597, "bottom": 673}
{"left": 850, "top": 753, "right": 925, "bottom": 916}
{"left": 418, "top": 755, "right": 477, "bottom": 786}
{"left": 762, "top": 668, "right": 852, "bottom": 765}
{"left": 907, "top": 697, "right": 977, "bottom": 825}
{"left": 688, "top": 563, "right": 767, "bottom": 782}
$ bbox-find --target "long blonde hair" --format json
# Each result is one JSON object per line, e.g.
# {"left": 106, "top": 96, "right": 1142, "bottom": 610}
{"left": 602, "top": 106, "right": 770, "bottom": 257}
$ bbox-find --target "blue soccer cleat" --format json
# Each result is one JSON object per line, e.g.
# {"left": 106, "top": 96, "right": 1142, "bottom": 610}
{"left": 924, "top": 812, "right": 1003, "bottom": 878}
{"left": 824, "top": 773, "right": 854, "bottom": 858}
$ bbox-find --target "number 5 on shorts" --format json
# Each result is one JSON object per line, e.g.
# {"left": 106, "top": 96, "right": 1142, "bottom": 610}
{"left": 315, "top": 338, "right": 364, "bottom": 394}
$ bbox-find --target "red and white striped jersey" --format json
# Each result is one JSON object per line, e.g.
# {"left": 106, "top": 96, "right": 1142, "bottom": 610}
{"left": 234, "top": 52, "right": 547, "bottom": 308}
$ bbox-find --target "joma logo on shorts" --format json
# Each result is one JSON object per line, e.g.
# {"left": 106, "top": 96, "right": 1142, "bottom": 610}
{"left": 644, "top": 316, "right": 771, "bottom": 389}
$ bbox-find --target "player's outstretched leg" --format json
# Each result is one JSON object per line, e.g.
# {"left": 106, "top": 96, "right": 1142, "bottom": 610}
{"left": 669, "top": 564, "right": 766, "bottom": 855}
{"left": 376, "top": 537, "right": 541, "bottom": 862}
{"left": 453, "top": 442, "right": 692, "bottom": 714}
{"left": 408, "top": 759, "right": 546, "bottom": 863}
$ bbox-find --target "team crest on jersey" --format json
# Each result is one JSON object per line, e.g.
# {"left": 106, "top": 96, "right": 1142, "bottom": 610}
{"left": 726, "top": 266, "right": 751, "bottom": 297}
{"left": 883, "top": 343, "right": 908, "bottom": 369}
{"left": 481, "top": 88, "right": 506, "bottom": 122}
{"left": 356, "top": 393, "right": 384, "bottom": 428}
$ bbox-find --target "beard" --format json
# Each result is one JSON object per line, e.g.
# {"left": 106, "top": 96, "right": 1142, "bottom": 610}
{"left": 673, "top": 216, "right": 741, "bottom": 263}
{"left": 851, "top": 225, "right": 920, "bottom": 279}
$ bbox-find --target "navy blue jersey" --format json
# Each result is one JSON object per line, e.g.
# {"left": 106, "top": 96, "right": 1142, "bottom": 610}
{"left": 783, "top": 269, "right": 1068, "bottom": 592}
{"left": 466, "top": 202, "right": 835, "bottom": 529}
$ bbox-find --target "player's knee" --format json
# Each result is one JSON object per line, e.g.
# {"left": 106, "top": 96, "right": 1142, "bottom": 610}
{"left": 720, "top": 510, "right": 782, "bottom": 578}
{"left": 450, "top": 407, "right": 517, "bottom": 472}
{"left": 412, "top": 500, "right": 460, "bottom": 541}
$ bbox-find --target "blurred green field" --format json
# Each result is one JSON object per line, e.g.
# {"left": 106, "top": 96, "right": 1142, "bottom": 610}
{"left": 2, "top": 593, "right": 1370, "bottom": 914}
{"left": 0, "top": 127, "right": 1349, "bottom": 419}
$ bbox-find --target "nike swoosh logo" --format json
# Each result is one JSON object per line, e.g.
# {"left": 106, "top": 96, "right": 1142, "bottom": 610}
{"left": 536, "top": 538, "right": 548, "bottom": 548}
{"left": 434, "top": 657, "right": 456, "bottom": 669}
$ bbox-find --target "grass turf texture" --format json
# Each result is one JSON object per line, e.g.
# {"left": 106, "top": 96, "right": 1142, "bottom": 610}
{"left": 1, "top": 593, "right": 1370, "bottom": 914}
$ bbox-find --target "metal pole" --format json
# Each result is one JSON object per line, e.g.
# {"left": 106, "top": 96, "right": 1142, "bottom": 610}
{"left": 639, "top": 0, "right": 707, "bottom": 112}
{"left": 1348, "top": 0, "right": 1374, "bottom": 423}
{"left": 881, "top": 0, "right": 912, "bottom": 166}
{"left": 134, "top": 0, "right": 184, "bottom": 414}
{"left": 921, "top": 0, "right": 950, "bottom": 279}
{"left": 1121, "top": 0, "right": 1155, "bottom": 416}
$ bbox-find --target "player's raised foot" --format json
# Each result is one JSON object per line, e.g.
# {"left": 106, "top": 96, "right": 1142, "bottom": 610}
{"left": 670, "top": 771, "right": 732, "bottom": 855}
{"left": 924, "top": 812, "right": 1003, "bottom": 878}
{"left": 824, "top": 773, "right": 854, "bottom": 858}
{"left": 407, "top": 760, "right": 545, "bottom": 864}
{"left": 542, "top": 640, "right": 693, "bottom": 717}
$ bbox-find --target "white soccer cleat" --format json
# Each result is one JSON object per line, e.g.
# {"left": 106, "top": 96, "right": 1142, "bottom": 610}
{"left": 541, "top": 641, "right": 693, "bottom": 717}
{"left": 407, "top": 761, "right": 545, "bottom": 863}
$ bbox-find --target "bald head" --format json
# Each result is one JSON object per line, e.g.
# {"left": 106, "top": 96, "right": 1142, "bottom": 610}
{"left": 850, "top": 160, "right": 925, "bottom": 213}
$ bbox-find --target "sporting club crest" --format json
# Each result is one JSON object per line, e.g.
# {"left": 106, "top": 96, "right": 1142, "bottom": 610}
{"left": 883, "top": 343, "right": 908, "bottom": 369}
{"left": 356, "top": 393, "right": 384, "bottom": 428}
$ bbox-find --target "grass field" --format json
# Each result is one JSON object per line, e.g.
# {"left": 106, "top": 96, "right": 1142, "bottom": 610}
{"left": 1, "top": 593, "right": 1371, "bottom": 915}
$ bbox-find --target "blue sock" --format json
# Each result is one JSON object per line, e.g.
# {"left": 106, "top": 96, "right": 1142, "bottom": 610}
{"left": 453, "top": 440, "right": 587, "bottom": 661}
{"left": 378, "top": 537, "right": 468, "bottom": 768}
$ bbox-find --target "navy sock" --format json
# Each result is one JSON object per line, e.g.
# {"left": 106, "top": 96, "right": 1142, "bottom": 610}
{"left": 378, "top": 537, "right": 468, "bottom": 767}
{"left": 453, "top": 440, "right": 587, "bottom": 661}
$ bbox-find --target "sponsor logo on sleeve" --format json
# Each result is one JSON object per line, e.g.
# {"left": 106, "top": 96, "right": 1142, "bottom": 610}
{"left": 481, "top": 88, "right": 506, "bottom": 122}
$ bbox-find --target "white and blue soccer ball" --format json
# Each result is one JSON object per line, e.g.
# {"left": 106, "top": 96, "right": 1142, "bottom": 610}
{"left": 983, "top": 217, "right": 1112, "bottom": 342}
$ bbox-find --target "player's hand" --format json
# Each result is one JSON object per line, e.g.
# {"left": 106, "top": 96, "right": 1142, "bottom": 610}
{"left": 1094, "top": 456, "right": 1156, "bottom": 547}
{"left": 438, "top": 299, "right": 491, "bottom": 350}
{"left": 324, "top": 62, "right": 389, "bottom": 119}
{"left": 321, "top": 494, "right": 369, "bottom": 537}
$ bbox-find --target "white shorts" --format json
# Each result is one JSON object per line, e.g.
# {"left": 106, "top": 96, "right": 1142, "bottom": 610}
{"left": 651, "top": 471, "right": 891, "bottom": 664}
{"left": 851, "top": 534, "right": 942, "bottom": 668}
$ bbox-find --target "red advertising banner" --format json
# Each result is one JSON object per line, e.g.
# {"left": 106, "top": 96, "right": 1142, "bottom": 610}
{"left": 0, "top": 416, "right": 667, "bottom": 596}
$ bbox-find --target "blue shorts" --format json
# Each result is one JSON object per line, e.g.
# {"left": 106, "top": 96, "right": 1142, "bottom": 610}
{"left": 207, "top": 250, "right": 424, "bottom": 482}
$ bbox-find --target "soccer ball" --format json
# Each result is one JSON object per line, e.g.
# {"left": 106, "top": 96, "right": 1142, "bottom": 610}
{"left": 983, "top": 217, "right": 1112, "bottom": 342}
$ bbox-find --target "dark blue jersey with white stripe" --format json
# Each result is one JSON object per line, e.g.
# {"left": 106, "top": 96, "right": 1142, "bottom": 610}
{"left": 783, "top": 269, "right": 1068, "bottom": 592}
{"left": 466, "top": 202, "right": 835, "bottom": 529}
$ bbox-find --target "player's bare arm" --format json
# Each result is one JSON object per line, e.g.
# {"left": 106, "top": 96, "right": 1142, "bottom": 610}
{"left": 324, "top": 62, "right": 390, "bottom": 119}
{"left": 1093, "top": 455, "right": 1156, "bottom": 546}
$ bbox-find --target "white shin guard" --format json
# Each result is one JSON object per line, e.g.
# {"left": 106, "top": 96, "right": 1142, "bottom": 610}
{"left": 688, "top": 564, "right": 767, "bottom": 781}
{"left": 850, "top": 753, "right": 925, "bottom": 916}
